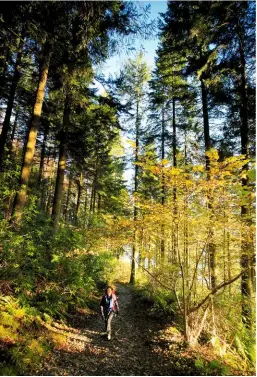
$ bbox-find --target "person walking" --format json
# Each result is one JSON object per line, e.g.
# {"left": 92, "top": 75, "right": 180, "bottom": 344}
{"left": 100, "top": 286, "right": 120, "bottom": 340}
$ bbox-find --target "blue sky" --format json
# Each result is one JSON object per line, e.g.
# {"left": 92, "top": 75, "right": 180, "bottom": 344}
{"left": 94, "top": 1, "right": 168, "bottom": 188}
{"left": 94, "top": 1, "right": 167, "bottom": 91}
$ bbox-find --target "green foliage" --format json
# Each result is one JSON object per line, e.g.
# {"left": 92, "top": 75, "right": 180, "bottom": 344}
{"left": 151, "top": 288, "right": 176, "bottom": 315}
{"left": 0, "top": 208, "right": 120, "bottom": 373}
{"left": 195, "top": 358, "right": 230, "bottom": 376}
{"left": 0, "top": 296, "right": 49, "bottom": 375}
{"left": 10, "top": 338, "right": 49, "bottom": 374}
{"left": 0, "top": 206, "right": 119, "bottom": 319}
{"left": 132, "top": 283, "right": 176, "bottom": 317}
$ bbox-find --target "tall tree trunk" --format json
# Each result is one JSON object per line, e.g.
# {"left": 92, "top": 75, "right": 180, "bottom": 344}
{"left": 172, "top": 98, "right": 177, "bottom": 168}
{"left": 75, "top": 173, "right": 83, "bottom": 224}
{"left": 46, "top": 147, "right": 57, "bottom": 214}
{"left": 38, "top": 122, "right": 49, "bottom": 192}
{"left": 92, "top": 186, "right": 97, "bottom": 213}
{"left": 200, "top": 71, "right": 216, "bottom": 290}
{"left": 160, "top": 101, "right": 165, "bottom": 262}
{"left": 64, "top": 175, "right": 72, "bottom": 221}
{"left": 10, "top": 108, "right": 19, "bottom": 144}
{"left": 41, "top": 145, "right": 51, "bottom": 211}
{"left": 130, "top": 97, "right": 140, "bottom": 284}
{"left": 52, "top": 94, "right": 70, "bottom": 230}
{"left": 83, "top": 187, "right": 88, "bottom": 228}
{"left": 0, "top": 35, "right": 11, "bottom": 102}
{"left": 12, "top": 41, "right": 52, "bottom": 223}
{"left": 97, "top": 193, "right": 101, "bottom": 212}
{"left": 172, "top": 97, "right": 178, "bottom": 262}
{"left": 184, "top": 128, "right": 189, "bottom": 289}
{"left": 89, "top": 184, "right": 94, "bottom": 213}
{"left": 0, "top": 27, "right": 25, "bottom": 168}
{"left": 237, "top": 21, "right": 253, "bottom": 331}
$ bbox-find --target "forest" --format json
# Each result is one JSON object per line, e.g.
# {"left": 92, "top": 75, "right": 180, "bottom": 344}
{"left": 0, "top": 1, "right": 255, "bottom": 376}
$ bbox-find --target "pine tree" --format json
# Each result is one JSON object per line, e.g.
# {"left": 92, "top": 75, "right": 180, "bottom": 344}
{"left": 114, "top": 52, "right": 150, "bottom": 283}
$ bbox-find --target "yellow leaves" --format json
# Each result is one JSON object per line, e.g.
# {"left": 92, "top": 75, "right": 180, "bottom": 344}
{"left": 168, "top": 167, "right": 184, "bottom": 176}
{"left": 0, "top": 324, "right": 18, "bottom": 344}
{"left": 109, "top": 143, "right": 125, "bottom": 157}
{"left": 48, "top": 333, "right": 67, "bottom": 350}
{"left": 206, "top": 148, "right": 219, "bottom": 161}
{"left": 13, "top": 308, "right": 25, "bottom": 320}
{"left": 161, "top": 159, "right": 169, "bottom": 166}
{"left": 192, "top": 165, "right": 205, "bottom": 173}
{"left": 28, "top": 339, "right": 45, "bottom": 356}
{"left": 149, "top": 165, "right": 160, "bottom": 175}
{"left": 185, "top": 179, "right": 194, "bottom": 188}
{"left": 126, "top": 139, "right": 136, "bottom": 148}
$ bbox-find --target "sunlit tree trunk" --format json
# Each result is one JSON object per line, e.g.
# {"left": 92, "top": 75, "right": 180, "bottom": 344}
{"left": 200, "top": 54, "right": 216, "bottom": 290}
{"left": 12, "top": 41, "right": 52, "bottom": 223}
{"left": 237, "top": 20, "right": 253, "bottom": 331}
{"left": 130, "top": 96, "right": 140, "bottom": 284}
{"left": 160, "top": 101, "right": 165, "bottom": 262}
{"left": 172, "top": 97, "right": 178, "bottom": 262}
{"left": 183, "top": 128, "right": 189, "bottom": 290}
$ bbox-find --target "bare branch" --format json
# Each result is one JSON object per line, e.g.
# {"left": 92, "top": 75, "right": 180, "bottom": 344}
{"left": 189, "top": 268, "right": 249, "bottom": 314}
{"left": 187, "top": 230, "right": 211, "bottom": 303}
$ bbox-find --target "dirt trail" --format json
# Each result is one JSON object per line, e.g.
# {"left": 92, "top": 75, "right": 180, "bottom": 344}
{"left": 41, "top": 283, "right": 195, "bottom": 376}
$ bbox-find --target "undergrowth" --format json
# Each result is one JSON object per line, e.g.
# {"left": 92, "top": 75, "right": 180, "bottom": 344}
{"left": 131, "top": 279, "right": 256, "bottom": 376}
{"left": 0, "top": 210, "right": 116, "bottom": 375}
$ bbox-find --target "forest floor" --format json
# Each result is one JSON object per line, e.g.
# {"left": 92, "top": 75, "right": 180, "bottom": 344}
{"left": 39, "top": 283, "right": 236, "bottom": 376}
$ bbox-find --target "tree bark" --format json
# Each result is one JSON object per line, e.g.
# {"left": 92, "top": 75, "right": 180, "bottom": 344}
{"left": 200, "top": 71, "right": 216, "bottom": 290}
{"left": 75, "top": 173, "right": 83, "bottom": 224}
{"left": 12, "top": 40, "right": 52, "bottom": 223}
{"left": 172, "top": 97, "right": 178, "bottom": 262}
{"left": 97, "top": 193, "right": 101, "bottom": 212}
{"left": 64, "top": 175, "right": 72, "bottom": 221}
{"left": 172, "top": 98, "right": 177, "bottom": 168}
{"left": 52, "top": 94, "right": 70, "bottom": 230}
{"left": 0, "top": 34, "right": 11, "bottom": 102}
{"left": 10, "top": 108, "right": 19, "bottom": 144}
{"left": 237, "top": 20, "right": 253, "bottom": 331}
{"left": 0, "top": 26, "right": 25, "bottom": 168}
{"left": 46, "top": 147, "right": 57, "bottom": 214}
{"left": 83, "top": 187, "right": 88, "bottom": 228}
{"left": 92, "top": 185, "right": 97, "bottom": 213}
{"left": 160, "top": 101, "right": 165, "bottom": 262}
{"left": 130, "top": 96, "right": 140, "bottom": 284}
{"left": 38, "top": 122, "right": 49, "bottom": 191}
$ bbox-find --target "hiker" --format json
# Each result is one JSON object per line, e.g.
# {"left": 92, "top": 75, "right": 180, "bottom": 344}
{"left": 100, "top": 286, "right": 119, "bottom": 340}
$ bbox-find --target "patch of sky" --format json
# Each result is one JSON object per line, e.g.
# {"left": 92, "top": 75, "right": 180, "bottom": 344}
{"left": 92, "top": 1, "right": 168, "bottom": 189}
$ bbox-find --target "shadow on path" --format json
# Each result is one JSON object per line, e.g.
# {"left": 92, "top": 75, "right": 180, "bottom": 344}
{"left": 40, "top": 283, "right": 193, "bottom": 376}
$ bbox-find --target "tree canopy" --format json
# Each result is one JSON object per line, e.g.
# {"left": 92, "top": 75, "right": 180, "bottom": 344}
{"left": 0, "top": 1, "right": 255, "bottom": 375}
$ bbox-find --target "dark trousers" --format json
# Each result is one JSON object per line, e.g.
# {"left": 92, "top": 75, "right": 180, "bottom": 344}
{"left": 105, "top": 311, "right": 114, "bottom": 335}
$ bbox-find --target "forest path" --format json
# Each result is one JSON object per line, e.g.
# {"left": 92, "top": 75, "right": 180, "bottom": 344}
{"left": 40, "top": 283, "right": 196, "bottom": 376}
